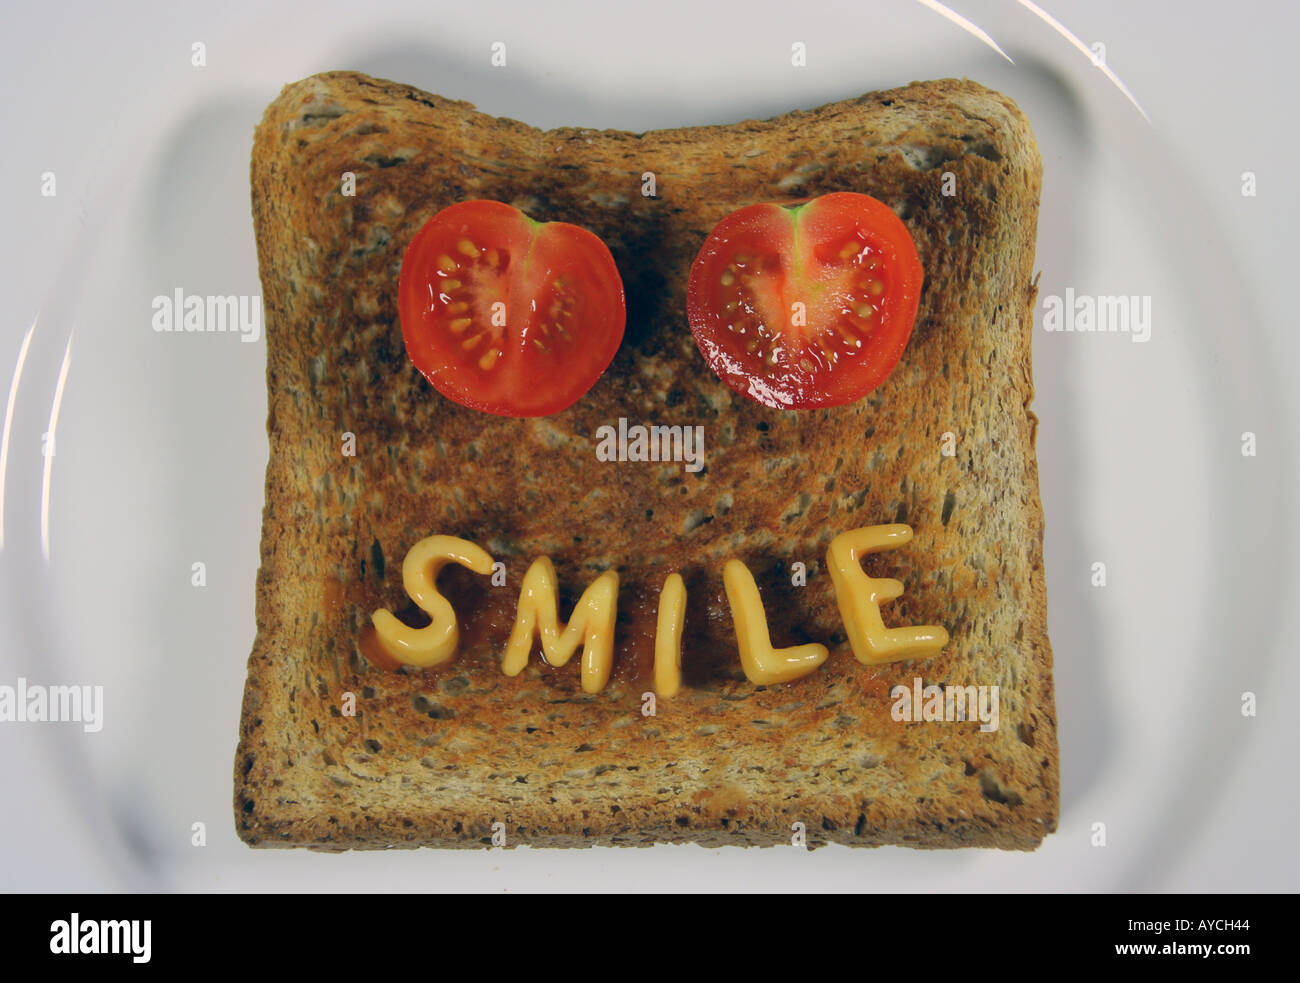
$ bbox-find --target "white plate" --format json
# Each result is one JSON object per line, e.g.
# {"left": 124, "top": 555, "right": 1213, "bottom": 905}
{"left": 1, "top": 0, "right": 1294, "bottom": 891}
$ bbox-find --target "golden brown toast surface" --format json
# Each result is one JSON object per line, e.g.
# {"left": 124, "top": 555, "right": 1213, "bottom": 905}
{"left": 236, "top": 71, "right": 1056, "bottom": 849}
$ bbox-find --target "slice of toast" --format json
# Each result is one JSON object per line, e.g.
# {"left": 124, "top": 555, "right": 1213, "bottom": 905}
{"left": 235, "top": 70, "right": 1057, "bottom": 850}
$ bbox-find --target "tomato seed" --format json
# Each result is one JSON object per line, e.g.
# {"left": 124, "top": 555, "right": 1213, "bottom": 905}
{"left": 478, "top": 348, "right": 501, "bottom": 370}
{"left": 457, "top": 238, "right": 480, "bottom": 259}
{"left": 437, "top": 255, "right": 458, "bottom": 274}
{"left": 449, "top": 317, "right": 472, "bottom": 333}
{"left": 834, "top": 319, "right": 864, "bottom": 347}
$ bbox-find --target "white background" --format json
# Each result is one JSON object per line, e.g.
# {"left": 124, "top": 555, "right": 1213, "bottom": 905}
{"left": 0, "top": 0, "right": 1296, "bottom": 891}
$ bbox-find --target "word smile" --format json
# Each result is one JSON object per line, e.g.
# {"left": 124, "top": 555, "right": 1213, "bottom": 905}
{"left": 595, "top": 417, "right": 705, "bottom": 473}
{"left": 371, "top": 525, "right": 948, "bottom": 694}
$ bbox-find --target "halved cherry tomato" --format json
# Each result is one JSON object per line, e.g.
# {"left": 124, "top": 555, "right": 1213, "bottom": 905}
{"left": 686, "top": 192, "right": 923, "bottom": 410}
{"left": 398, "top": 200, "right": 625, "bottom": 417}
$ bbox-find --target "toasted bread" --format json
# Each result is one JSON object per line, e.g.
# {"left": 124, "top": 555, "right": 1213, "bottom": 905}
{"left": 235, "top": 70, "right": 1056, "bottom": 850}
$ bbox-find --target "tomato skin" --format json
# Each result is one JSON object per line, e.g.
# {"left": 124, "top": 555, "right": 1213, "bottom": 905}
{"left": 686, "top": 192, "right": 924, "bottom": 410}
{"left": 398, "top": 200, "right": 626, "bottom": 417}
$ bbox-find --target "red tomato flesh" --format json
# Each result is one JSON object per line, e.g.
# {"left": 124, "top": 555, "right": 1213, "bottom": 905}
{"left": 686, "top": 192, "right": 923, "bottom": 410}
{"left": 399, "top": 200, "right": 625, "bottom": 417}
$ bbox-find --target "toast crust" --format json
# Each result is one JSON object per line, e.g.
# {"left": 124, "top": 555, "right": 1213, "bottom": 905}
{"left": 235, "top": 71, "right": 1056, "bottom": 850}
